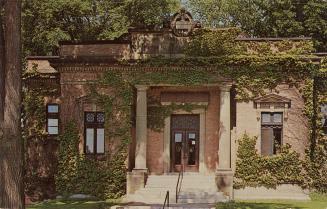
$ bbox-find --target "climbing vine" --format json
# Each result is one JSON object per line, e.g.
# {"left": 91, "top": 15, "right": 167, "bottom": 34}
{"left": 25, "top": 28, "right": 327, "bottom": 197}
{"left": 55, "top": 121, "right": 126, "bottom": 199}
{"left": 234, "top": 134, "right": 304, "bottom": 189}
{"left": 23, "top": 82, "right": 61, "bottom": 200}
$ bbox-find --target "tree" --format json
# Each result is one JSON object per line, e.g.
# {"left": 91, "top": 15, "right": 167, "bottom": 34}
{"left": 0, "top": 0, "right": 5, "bottom": 204}
{"left": 186, "top": 0, "right": 327, "bottom": 51}
{"left": 0, "top": 0, "right": 24, "bottom": 208}
{"left": 304, "top": 0, "right": 327, "bottom": 52}
{"left": 22, "top": 0, "right": 179, "bottom": 56}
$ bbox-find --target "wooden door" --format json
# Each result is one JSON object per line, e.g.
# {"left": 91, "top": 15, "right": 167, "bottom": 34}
{"left": 171, "top": 115, "right": 200, "bottom": 172}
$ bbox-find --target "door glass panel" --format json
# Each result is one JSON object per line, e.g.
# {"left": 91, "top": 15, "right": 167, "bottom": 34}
{"left": 174, "top": 133, "right": 182, "bottom": 165}
{"left": 187, "top": 132, "right": 196, "bottom": 165}
{"left": 86, "top": 128, "right": 94, "bottom": 153}
{"left": 175, "top": 133, "right": 182, "bottom": 142}
{"left": 189, "top": 133, "right": 195, "bottom": 139}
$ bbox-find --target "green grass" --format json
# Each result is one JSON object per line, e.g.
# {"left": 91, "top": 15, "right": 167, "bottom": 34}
{"left": 27, "top": 196, "right": 327, "bottom": 209}
{"left": 216, "top": 199, "right": 327, "bottom": 209}
{"left": 27, "top": 200, "right": 115, "bottom": 209}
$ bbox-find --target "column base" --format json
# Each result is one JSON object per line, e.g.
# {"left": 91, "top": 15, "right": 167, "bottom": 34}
{"left": 127, "top": 169, "right": 148, "bottom": 194}
{"left": 215, "top": 168, "right": 234, "bottom": 199}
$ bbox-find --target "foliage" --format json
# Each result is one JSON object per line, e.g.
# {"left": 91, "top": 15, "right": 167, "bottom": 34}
{"left": 133, "top": 29, "right": 317, "bottom": 102}
{"left": 300, "top": 59, "right": 327, "bottom": 193}
{"left": 55, "top": 121, "right": 127, "bottom": 199}
{"left": 216, "top": 199, "right": 327, "bottom": 209}
{"left": 55, "top": 121, "right": 80, "bottom": 196}
{"left": 148, "top": 99, "right": 206, "bottom": 132}
{"left": 309, "top": 192, "right": 327, "bottom": 202}
{"left": 22, "top": 88, "right": 47, "bottom": 137}
{"left": 234, "top": 134, "right": 304, "bottom": 189}
{"left": 184, "top": 28, "right": 244, "bottom": 56}
{"left": 125, "top": 0, "right": 179, "bottom": 28}
{"left": 186, "top": 0, "right": 327, "bottom": 51}
{"left": 22, "top": 0, "right": 179, "bottom": 55}
{"left": 26, "top": 200, "right": 115, "bottom": 209}
{"left": 23, "top": 86, "right": 60, "bottom": 200}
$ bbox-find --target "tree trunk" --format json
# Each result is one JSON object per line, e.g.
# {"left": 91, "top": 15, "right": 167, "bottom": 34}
{"left": 0, "top": 0, "right": 24, "bottom": 208}
{"left": 0, "top": 0, "right": 4, "bottom": 124}
{"left": 0, "top": 0, "right": 6, "bottom": 204}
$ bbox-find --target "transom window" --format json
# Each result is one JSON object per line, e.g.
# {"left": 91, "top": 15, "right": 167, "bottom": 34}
{"left": 47, "top": 104, "right": 59, "bottom": 135}
{"left": 84, "top": 112, "right": 105, "bottom": 154}
{"left": 261, "top": 112, "right": 283, "bottom": 156}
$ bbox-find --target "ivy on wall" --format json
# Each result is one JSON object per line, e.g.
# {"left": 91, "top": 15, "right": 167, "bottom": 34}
{"left": 91, "top": 28, "right": 325, "bottom": 192}
{"left": 25, "top": 28, "right": 327, "bottom": 197}
{"left": 55, "top": 121, "right": 126, "bottom": 199}
{"left": 301, "top": 59, "right": 327, "bottom": 193}
{"left": 23, "top": 86, "right": 60, "bottom": 200}
{"left": 234, "top": 134, "right": 304, "bottom": 189}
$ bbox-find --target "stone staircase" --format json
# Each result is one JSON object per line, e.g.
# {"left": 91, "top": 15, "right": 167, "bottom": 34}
{"left": 123, "top": 173, "right": 227, "bottom": 205}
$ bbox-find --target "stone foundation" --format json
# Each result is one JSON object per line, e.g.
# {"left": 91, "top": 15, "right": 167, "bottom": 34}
{"left": 215, "top": 169, "right": 234, "bottom": 199}
{"left": 126, "top": 169, "right": 148, "bottom": 194}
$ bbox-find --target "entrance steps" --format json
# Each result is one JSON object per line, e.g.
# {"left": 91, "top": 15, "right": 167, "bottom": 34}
{"left": 124, "top": 174, "right": 227, "bottom": 204}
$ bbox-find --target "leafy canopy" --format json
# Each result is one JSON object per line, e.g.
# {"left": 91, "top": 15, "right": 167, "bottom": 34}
{"left": 185, "top": 0, "right": 327, "bottom": 51}
{"left": 22, "top": 0, "right": 179, "bottom": 55}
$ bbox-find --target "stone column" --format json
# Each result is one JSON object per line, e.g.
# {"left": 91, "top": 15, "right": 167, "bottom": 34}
{"left": 135, "top": 85, "right": 148, "bottom": 169}
{"left": 127, "top": 85, "right": 148, "bottom": 195}
{"left": 218, "top": 85, "right": 231, "bottom": 169}
{"left": 216, "top": 84, "right": 234, "bottom": 199}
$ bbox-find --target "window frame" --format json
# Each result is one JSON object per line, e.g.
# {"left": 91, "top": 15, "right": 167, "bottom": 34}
{"left": 261, "top": 112, "right": 283, "bottom": 156}
{"left": 46, "top": 103, "right": 59, "bottom": 136}
{"left": 84, "top": 111, "right": 105, "bottom": 155}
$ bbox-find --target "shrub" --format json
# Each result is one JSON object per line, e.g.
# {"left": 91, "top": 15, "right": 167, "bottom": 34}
{"left": 234, "top": 133, "right": 304, "bottom": 189}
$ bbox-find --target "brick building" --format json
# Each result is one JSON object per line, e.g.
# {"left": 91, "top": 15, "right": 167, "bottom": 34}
{"left": 25, "top": 9, "right": 324, "bottom": 203}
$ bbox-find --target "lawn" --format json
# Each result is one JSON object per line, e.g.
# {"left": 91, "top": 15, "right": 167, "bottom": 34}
{"left": 216, "top": 199, "right": 327, "bottom": 209}
{"left": 27, "top": 200, "right": 115, "bottom": 209}
{"left": 27, "top": 195, "right": 327, "bottom": 209}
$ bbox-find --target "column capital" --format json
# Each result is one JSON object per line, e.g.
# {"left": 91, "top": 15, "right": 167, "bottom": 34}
{"left": 135, "top": 85, "right": 149, "bottom": 91}
{"left": 219, "top": 83, "right": 232, "bottom": 92}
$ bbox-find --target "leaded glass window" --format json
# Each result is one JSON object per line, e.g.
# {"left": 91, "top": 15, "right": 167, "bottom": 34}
{"left": 84, "top": 112, "right": 105, "bottom": 154}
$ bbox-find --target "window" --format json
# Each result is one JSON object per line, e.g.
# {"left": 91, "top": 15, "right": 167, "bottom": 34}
{"left": 321, "top": 104, "right": 327, "bottom": 135}
{"left": 261, "top": 112, "right": 283, "bottom": 156}
{"left": 47, "top": 104, "right": 59, "bottom": 135}
{"left": 84, "top": 112, "right": 105, "bottom": 154}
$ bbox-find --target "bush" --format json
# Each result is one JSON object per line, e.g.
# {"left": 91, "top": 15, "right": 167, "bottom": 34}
{"left": 234, "top": 133, "right": 304, "bottom": 189}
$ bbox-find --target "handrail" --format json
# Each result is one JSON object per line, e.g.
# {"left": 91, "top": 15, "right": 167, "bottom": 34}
{"left": 162, "top": 190, "right": 169, "bottom": 209}
{"left": 175, "top": 165, "right": 184, "bottom": 203}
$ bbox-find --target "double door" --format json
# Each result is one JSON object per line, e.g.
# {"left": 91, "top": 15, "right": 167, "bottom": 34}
{"left": 171, "top": 115, "right": 199, "bottom": 172}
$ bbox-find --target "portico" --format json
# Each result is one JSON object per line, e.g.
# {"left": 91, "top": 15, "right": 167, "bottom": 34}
{"left": 127, "top": 83, "right": 233, "bottom": 195}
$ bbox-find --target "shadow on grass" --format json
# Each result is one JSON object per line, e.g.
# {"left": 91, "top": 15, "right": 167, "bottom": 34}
{"left": 216, "top": 201, "right": 305, "bottom": 209}
{"left": 27, "top": 200, "right": 115, "bottom": 209}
